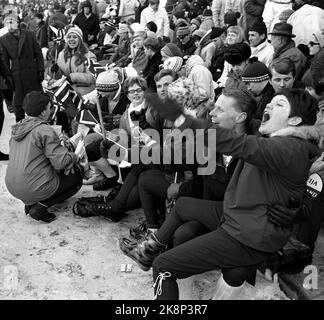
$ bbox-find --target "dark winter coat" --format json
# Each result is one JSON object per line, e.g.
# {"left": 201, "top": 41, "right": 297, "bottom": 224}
{"left": 244, "top": 0, "right": 266, "bottom": 32}
{"left": 254, "top": 82, "right": 275, "bottom": 120}
{"left": 142, "top": 51, "right": 162, "bottom": 91}
{"left": 74, "top": 12, "right": 100, "bottom": 45}
{"left": 35, "top": 21, "right": 48, "bottom": 48}
{"left": 0, "top": 30, "right": 44, "bottom": 107}
{"left": 178, "top": 38, "right": 197, "bottom": 57}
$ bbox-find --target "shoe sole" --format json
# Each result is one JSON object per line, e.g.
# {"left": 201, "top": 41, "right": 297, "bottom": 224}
{"left": 118, "top": 239, "right": 151, "bottom": 272}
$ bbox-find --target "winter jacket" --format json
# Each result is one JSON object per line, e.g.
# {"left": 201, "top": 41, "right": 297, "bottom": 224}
{"left": 57, "top": 51, "right": 96, "bottom": 96}
{"left": 0, "top": 30, "right": 44, "bottom": 107}
{"left": 5, "top": 117, "right": 77, "bottom": 206}
{"left": 251, "top": 40, "right": 274, "bottom": 67}
{"left": 132, "top": 47, "right": 148, "bottom": 75}
{"left": 73, "top": 12, "right": 100, "bottom": 45}
{"left": 254, "top": 82, "right": 275, "bottom": 120}
{"left": 273, "top": 40, "right": 306, "bottom": 80}
{"left": 178, "top": 38, "right": 197, "bottom": 57}
{"left": 180, "top": 117, "right": 319, "bottom": 252}
{"left": 109, "top": 34, "right": 131, "bottom": 67}
{"left": 142, "top": 51, "right": 162, "bottom": 91}
{"left": 118, "top": 0, "right": 138, "bottom": 21}
{"left": 35, "top": 21, "right": 48, "bottom": 49}
{"left": 262, "top": 0, "right": 292, "bottom": 35}
{"left": 209, "top": 46, "right": 226, "bottom": 81}
{"left": 244, "top": 0, "right": 266, "bottom": 31}
{"left": 195, "top": 32, "right": 216, "bottom": 68}
{"left": 140, "top": 5, "right": 170, "bottom": 38}
{"left": 287, "top": 4, "right": 324, "bottom": 47}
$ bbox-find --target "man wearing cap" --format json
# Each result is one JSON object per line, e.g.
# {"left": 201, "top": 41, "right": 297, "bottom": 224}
{"left": 242, "top": 58, "right": 275, "bottom": 120}
{"left": 74, "top": 0, "right": 100, "bottom": 46}
{"left": 269, "top": 22, "right": 306, "bottom": 80}
{"left": 248, "top": 18, "right": 274, "bottom": 67}
{"left": 5, "top": 91, "right": 83, "bottom": 223}
{"left": 176, "top": 24, "right": 196, "bottom": 56}
{"left": 140, "top": 0, "right": 170, "bottom": 39}
{"left": 0, "top": 13, "right": 44, "bottom": 122}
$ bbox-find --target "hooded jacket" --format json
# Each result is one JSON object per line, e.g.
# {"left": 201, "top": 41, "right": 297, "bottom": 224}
{"left": 5, "top": 117, "right": 77, "bottom": 205}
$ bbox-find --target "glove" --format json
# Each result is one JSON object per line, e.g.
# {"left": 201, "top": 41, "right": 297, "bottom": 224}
{"left": 145, "top": 92, "right": 183, "bottom": 122}
{"left": 50, "top": 62, "right": 59, "bottom": 73}
{"left": 38, "top": 71, "right": 45, "bottom": 83}
{"left": 267, "top": 197, "right": 302, "bottom": 228}
{"left": 5, "top": 76, "right": 14, "bottom": 91}
{"left": 130, "top": 109, "right": 150, "bottom": 129}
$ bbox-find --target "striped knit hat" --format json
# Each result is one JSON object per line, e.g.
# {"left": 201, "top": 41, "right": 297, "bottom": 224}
{"left": 176, "top": 25, "right": 190, "bottom": 37}
{"left": 163, "top": 57, "right": 183, "bottom": 73}
{"left": 242, "top": 58, "right": 270, "bottom": 83}
{"left": 96, "top": 71, "right": 120, "bottom": 92}
{"left": 161, "top": 43, "right": 183, "bottom": 59}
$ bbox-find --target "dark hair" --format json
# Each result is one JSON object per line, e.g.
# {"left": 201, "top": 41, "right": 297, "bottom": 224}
{"left": 222, "top": 87, "right": 257, "bottom": 123}
{"left": 270, "top": 58, "right": 296, "bottom": 78}
{"left": 146, "top": 21, "right": 157, "bottom": 33}
{"left": 276, "top": 88, "right": 318, "bottom": 126}
{"left": 123, "top": 76, "right": 148, "bottom": 93}
{"left": 154, "top": 69, "right": 178, "bottom": 82}
{"left": 144, "top": 37, "right": 161, "bottom": 52}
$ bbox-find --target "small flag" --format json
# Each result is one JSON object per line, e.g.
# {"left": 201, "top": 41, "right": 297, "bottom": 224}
{"left": 86, "top": 58, "right": 108, "bottom": 78}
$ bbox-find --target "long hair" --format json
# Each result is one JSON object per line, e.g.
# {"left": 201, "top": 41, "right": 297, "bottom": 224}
{"left": 63, "top": 35, "right": 89, "bottom": 67}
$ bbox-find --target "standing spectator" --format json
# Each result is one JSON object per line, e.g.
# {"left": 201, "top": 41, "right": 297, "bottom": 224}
{"left": 248, "top": 18, "right": 274, "bottom": 67}
{"left": 97, "top": 0, "right": 109, "bottom": 19}
{"left": 199, "top": 8, "right": 214, "bottom": 32}
{"left": 25, "top": 7, "right": 38, "bottom": 33}
{"left": 74, "top": 0, "right": 100, "bottom": 46}
{"left": 0, "top": 13, "right": 44, "bottom": 122}
{"left": 35, "top": 13, "right": 48, "bottom": 49}
{"left": 119, "top": 0, "right": 138, "bottom": 22}
{"left": 140, "top": 0, "right": 170, "bottom": 39}
{"left": 48, "top": 2, "right": 69, "bottom": 26}
{"left": 244, "top": 0, "right": 266, "bottom": 33}
{"left": 142, "top": 37, "right": 162, "bottom": 91}
{"left": 211, "top": 0, "right": 225, "bottom": 27}
{"left": 269, "top": 22, "right": 306, "bottom": 79}
{"left": 78, "top": 0, "right": 100, "bottom": 17}
{"left": 131, "top": 30, "right": 149, "bottom": 75}
{"left": 262, "top": 0, "right": 292, "bottom": 36}
{"left": 135, "top": 0, "right": 149, "bottom": 23}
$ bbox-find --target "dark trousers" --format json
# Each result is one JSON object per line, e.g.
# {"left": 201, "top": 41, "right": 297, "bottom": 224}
{"left": 39, "top": 171, "right": 82, "bottom": 207}
{"left": 152, "top": 197, "right": 273, "bottom": 300}
{"left": 14, "top": 105, "right": 25, "bottom": 122}
{"left": 138, "top": 169, "right": 170, "bottom": 229}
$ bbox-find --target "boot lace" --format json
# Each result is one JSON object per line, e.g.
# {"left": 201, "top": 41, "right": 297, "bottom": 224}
{"left": 153, "top": 271, "right": 171, "bottom": 300}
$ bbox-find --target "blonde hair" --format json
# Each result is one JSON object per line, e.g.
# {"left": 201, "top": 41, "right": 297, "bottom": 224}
{"left": 225, "top": 26, "right": 246, "bottom": 45}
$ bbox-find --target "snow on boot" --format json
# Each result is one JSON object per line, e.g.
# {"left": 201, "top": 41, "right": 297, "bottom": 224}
{"left": 211, "top": 274, "right": 244, "bottom": 300}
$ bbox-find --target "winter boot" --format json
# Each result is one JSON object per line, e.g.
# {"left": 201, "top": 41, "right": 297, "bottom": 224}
{"left": 119, "top": 232, "right": 166, "bottom": 271}
{"left": 28, "top": 203, "right": 56, "bottom": 223}
{"left": 211, "top": 274, "right": 244, "bottom": 300}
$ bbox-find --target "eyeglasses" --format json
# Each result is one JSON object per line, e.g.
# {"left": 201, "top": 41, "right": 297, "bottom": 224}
{"left": 128, "top": 88, "right": 144, "bottom": 95}
{"left": 309, "top": 41, "right": 320, "bottom": 47}
{"left": 177, "top": 35, "right": 188, "bottom": 40}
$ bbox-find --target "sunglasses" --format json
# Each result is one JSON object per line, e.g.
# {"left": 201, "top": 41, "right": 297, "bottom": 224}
{"left": 128, "top": 88, "right": 144, "bottom": 95}
{"left": 308, "top": 41, "right": 320, "bottom": 47}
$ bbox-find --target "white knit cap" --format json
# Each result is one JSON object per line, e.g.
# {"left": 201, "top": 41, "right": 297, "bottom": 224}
{"left": 163, "top": 57, "right": 183, "bottom": 73}
{"left": 64, "top": 25, "right": 83, "bottom": 41}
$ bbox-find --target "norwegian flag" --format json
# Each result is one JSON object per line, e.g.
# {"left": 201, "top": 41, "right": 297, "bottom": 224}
{"left": 53, "top": 80, "right": 85, "bottom": 118}
{"left": 86, "top": 58, "right": 108, "bottom": 78}
{"left": 76, "top": 109, "right": 98, "bottom": 128}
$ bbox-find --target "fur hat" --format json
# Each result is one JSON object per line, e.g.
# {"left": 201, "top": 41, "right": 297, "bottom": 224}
{"left": 249, "top": 19, "right": 267, "bottom": 36}
{"left": 81, "top": 0, "right": 92, "bottom": 10}
{"left": 64, "top": 25, "right": 83, "bottom": 41}
{"left": 96, "top": 71, "right": 120, "bottom": 92}
{"left": 224, "top": 43, "right": 251, "bottom": 65}
{"left": 210, "top": 27, "right": 225, "bottom": 39}
{"left": 4, "top": 13, "right": 19, "bottom": 24}
{"left": 23, "top": 91, "right": 51, "bottom": 117}
{"left": 242, "top": 57, "right": 271, "bottom": 82}
{"left": 163, "top": 57, "right": 183, "bottom": 73}
{"left": 167, "top": 77, "right": 202, "bottom": 110}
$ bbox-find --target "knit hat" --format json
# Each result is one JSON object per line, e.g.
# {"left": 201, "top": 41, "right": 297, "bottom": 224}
{"left": 192, "top": 29, "right": 206, "bottom": 40}
{"left": 23, "top": 91, "right": 51, "bottom": 117}
{"left": 161, "top": 43, "right": 183, "bottom": 58}
{"left": 64, "top": 25, "right": 83, "bottom": 41}
{"left": 191, "top": 18, "right": 201, "bottom": 29}
{"left": 167, "top": 77, "right": 202, "bottom": 110}
{"left": 202, "top": 9, "right": 212, "bottom": 17}
{"left": 224, "top": 12, "right": 241, "bottom": 26}
{"left": 224, "top": 43, "right": 251, "bottom": 65}
{"left": 176, "top": 25, "right": 190, "bottom": 37}
{"left": 96, "top": 71, "right": 120, "bottom": 93}
{"left": 278, "top": 9, "right": 294, "bottom": 23}
{"left": 4, "top": 13, "right": 19, "bottom": 24}
{"left": 163, "top": 57, "right": 183, "bottom": 73}
{"left": 249, "top": 19, "right": 267, "bottom": 36}
{"left": 242, "top": 58, "right": 271, "bottom": 82}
